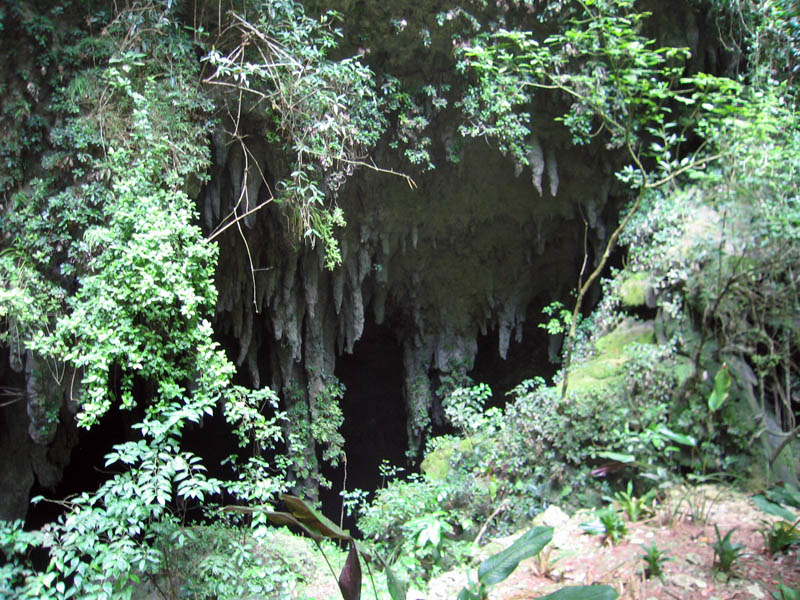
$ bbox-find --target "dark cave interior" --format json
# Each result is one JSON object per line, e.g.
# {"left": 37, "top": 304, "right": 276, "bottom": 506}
{"left": 22, "top": 303, "right": 564, "bottom": 535}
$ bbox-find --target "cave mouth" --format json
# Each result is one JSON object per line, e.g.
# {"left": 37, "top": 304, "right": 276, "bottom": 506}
{"left": 320, "top": 317, "right": 408, "bottom": 532}
{"left": 23, "top": 303, "right": 558, "bottom": 533}
{"left": 469, "top": 301, "right": 560, "bottom": 409}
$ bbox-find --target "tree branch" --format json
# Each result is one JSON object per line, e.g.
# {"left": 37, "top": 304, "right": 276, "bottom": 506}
{"left": 768, "top": 424, "right": 800, "bottom": 466}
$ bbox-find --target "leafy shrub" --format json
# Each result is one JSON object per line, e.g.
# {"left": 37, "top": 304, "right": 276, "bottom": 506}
{"left": 497, "top": 365, "right": 681, "bottom": 510}
{"left": 0, "top": 520, "right": 44, "bottom": 599}
{"left": 357, "top": 474, "right": 477, "bottom": 586}
{"left": 144, "top": 524, "right": 300, "bottom": 599}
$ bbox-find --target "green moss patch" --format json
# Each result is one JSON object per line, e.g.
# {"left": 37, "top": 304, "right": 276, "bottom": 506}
{"left": 618, "top": 271, "right": 652, "bottom": 307}
{"left": 567, "top": 319, "right": 655, "bottom": 396}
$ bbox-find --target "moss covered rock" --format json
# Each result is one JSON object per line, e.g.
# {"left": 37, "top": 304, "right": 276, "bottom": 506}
{"left": 618, "top": 271, "right": 652, "bottom": 307}
{"left": 566, "top": 319, "right": 655, "bottom": 396}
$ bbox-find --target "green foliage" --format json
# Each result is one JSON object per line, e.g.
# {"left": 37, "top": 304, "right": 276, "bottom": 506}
{"left": 0, "top": 520, "right": 45, "bottom": 598}
{"left": 404, "top": 511, "right": 455, "bottom": 569}
{"left": 614, "top": 482, "right": 656, "bottom": 522}
{"left": 774, "top": 579, "right": 800, "bottom": 600}
{"left": 456, "top": 0, "right": 691, "bottom": 163}
{"left": 201, "top": 0, "right": 396, "bottom": 268}
{"left": 760, "top": 519, "right": 800, "bottom": 555}
{"left": 665, "top": 476, "right": 724, "bottom": 525}
{"left": 457, "top": 526, "right": 553, "bottom": 600}
{"left": 640, "top": 542, "right": 670, "bottom": 580}
{"left": 698, "top": 0, "right": 800, "bottom": 89}
{"left": 707, "top": 363, "right": 731, "bottom": 412}
{"left": 284, "top": 375, "right": 346, "bottom": 488}
{"left": 539, "top": 301, "right": 574, "bottom": 337}
{"left": 358, "top": 474, "right": 476, "bottom": 587}
{"left": 500, "top": 360, "right": 686, "bottom": 505}
{"left": 535, "top": 585, "right": 619, "bottom": 600}
{"left": 710, "top": 525, "right": 744, "bottom": 574}
{"left": 0, "top": 3, "right": 323, "bottom": 597}
{"left": 752, "top": 489, "right": 799, "bottom": 522}
{"left": 753, "top": 484, "right": 800, "bottom": 554}
{"left": 620, "top": 78, "right": 800, "bottom": 477}
{"left": 146, "top": 524, "right": 300, "bottom": 599}
{"left": 442, "top": 383, "right": 497, "bottom": 434}
{"left": 580, "top": 507, "right": 627, "bottom": 545}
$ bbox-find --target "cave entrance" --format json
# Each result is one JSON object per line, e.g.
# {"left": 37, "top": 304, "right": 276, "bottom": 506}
{"left": 469, "top": 300, "right": 560, "bottom": 409}
{"left": 322, "top": 318, "right": 407, "bottom": 531}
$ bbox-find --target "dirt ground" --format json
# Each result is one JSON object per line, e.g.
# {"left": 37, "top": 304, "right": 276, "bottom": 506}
{"left": 427, "top": 485, "right": 800, "bottom": 600}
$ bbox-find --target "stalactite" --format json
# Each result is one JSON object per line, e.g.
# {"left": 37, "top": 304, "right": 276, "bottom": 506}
{"left": 373, "top": 285, "right": 388, "bottom": 325}
{"left": 235, "top": 302, "right": 253, "bottom": 366}
{"left": 302, "top": 251, "right": 320, "bottom": 319}
{"left": 546, "top": 147, "right": 559, "bottom": 197}
{"left": 227, "top": 143, "right": 244, "bottom": 209}
{"left": 528, "top": 134, "right": 545, "bottom": 196}
{"left": 204, "top": 111, "right": 625, "bottom": 476}
{"left": 403, "top": 334, "right": 434, "bottom": 455}
{"left": 333, "top": 267, "right": 345, "bottom": 315}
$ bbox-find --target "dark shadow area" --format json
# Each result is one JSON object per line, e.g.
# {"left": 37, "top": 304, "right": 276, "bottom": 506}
{"left": 470, "top": 301, "right": 559, "bottom": 409}
{"left": 24, "top": 337, "right": 252, "bottom": 532}
{"left": 26, "top": 399, "right": 134, "bottom": 531}
{"left": 322, "top": 318, "right": 408, "bottom": 532}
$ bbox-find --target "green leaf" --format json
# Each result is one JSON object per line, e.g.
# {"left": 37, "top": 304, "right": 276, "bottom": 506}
{"left": 536, "top": 585, "right": 619, "bottom": 599}
{"left": 478, "top": 526, "right": 553, "bottom": 586}
{"left": 753, "top": 495, "right": 798, "bottom": 522}
{"left": 596, "top": 451, "right": 636, "bottom": 463}
{"left": 281, "top": 494, "right": 352, "bottom": 540}
{"left": 385, "top": 564, "right": 409, "bottom": 600}
{"left": 707, "top": 363, "right": 731, "bottom": 412}
{"left": 457, "top": 589, "right": 481, "bottom": 600}
{"left": 656, "top": 425, "right": 697, "bottom": 447}
{"left": 767, "top": 484, "right": 800, "bottom": 510}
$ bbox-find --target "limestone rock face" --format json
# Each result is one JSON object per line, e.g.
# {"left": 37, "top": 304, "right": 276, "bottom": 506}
{"left": 205, "top": 0, "right": 714, "bottom": 470}
{"left": 208, "top": 117, "right": 623, "bottom": 470}
{"left": 0, "top": 351, "right": 77, "bottom": 521}
{"left": 0, "top": 0, "right": 723, "bottom": 514}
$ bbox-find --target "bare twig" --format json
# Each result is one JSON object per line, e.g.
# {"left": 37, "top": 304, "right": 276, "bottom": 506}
{"left": 474, "top": 499, "right": 509, "bottom": 547}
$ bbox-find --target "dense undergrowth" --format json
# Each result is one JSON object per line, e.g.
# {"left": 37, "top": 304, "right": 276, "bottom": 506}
{"left": 1, "top": 0, "right": 799, "bottom": 598}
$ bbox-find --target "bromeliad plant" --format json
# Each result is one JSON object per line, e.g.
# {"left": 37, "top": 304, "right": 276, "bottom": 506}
{"left": 710, "top": 525, "right": 744, "bottom": 574}
{"left": 614, "top": 482, "right": 657, "bottom": 522}
{"left": 753, "top": 487, "right": 800, "bottom": 555}
{"left": 641, "top": 542, "right": 671, "bottom": 581}
{"left": 760, "top": 519, "right": 800, "bottom": 556}
{"left": 581, "top": 507, "right": 628, "bottom": 546}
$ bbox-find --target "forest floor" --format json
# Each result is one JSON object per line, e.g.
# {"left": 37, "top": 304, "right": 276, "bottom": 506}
{"left": 424, "top": 484, "right": 800, "bottom": 600}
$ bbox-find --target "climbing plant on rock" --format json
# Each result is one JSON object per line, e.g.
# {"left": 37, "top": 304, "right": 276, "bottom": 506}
{"left": 201, "top": 0, "right": 413, "bottom": 268}
{"left": 456, "top": 0, "right": 742, "bottom": 396}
